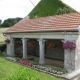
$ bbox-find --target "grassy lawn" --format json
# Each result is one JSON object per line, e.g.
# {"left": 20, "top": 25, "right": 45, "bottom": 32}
{"left": 0, "top": 27, "right": 9, "bottom": 44}
{"left": 0, "top": 56, "right": 62, "bottom": 80}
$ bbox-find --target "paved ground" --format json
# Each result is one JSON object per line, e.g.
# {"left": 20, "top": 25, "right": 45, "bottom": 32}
{"left": 28, "top": 55, "right": 64, "bottom": 68}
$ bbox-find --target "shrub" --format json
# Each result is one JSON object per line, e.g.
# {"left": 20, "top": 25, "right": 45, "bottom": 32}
{"left": 0, "top": 44, "right": 6, "bottom": 52}
{"left": 18, "top": 60, "right": 33, "bottom": 67}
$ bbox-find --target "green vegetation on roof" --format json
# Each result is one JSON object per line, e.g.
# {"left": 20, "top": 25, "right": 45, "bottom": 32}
{"left": 29, "top": 0, "right": 77, "bottom": 18}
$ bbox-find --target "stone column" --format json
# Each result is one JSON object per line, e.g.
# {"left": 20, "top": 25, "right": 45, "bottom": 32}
{"left": 63, "top": 40, "right": 76, "bottom": 72}
{"left": 7, "top": 38, "right": 14, "bottom": 56}
{"left": 22, "top": 38, "right": 28, "bottom": 59}
{"left": 11, "top": 38, "right": 15, "bottom": 56}
{"left": 64, "top": 49, "right": 75, "bottom": 72}
{"left": 38, "top": 39, "right": 45, "bottom": 64}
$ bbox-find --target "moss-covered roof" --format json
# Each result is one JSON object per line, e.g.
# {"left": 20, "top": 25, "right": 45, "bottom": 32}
{"left": 29, "top": 0, "right": 77, "bottom": 18}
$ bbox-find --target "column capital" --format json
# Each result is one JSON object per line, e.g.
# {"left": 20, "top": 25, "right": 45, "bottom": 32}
{"left": 22, "top": 38, "right": 29, "bottom": 43}
{"left": 37, "top": 38, "right": 46, "bottom": 45}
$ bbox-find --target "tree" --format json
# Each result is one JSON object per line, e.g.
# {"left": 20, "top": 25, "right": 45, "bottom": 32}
{"left": 1, "top": 17, "right": 23, "bottom": 27}
{"left": 0, "top": 19, "right": 2, "bottom": 26}
{"left": 2, "top": 18, "right": 16, "bottom": 27}
{"left": 15, "top": 17, "right": 23, "bottom": 22}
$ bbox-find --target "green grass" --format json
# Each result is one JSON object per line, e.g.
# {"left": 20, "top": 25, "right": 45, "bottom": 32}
{"left": 0, "top": 27, "right": 8, "bottom": 44}
{"left": 29, "top": 0, "right": 77, "bottom": 18}
{"left": 0, "top": 56, "right": 61, "bottom": 80}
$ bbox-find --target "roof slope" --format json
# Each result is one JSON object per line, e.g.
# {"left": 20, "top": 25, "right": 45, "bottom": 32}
{"left": 29, "top": 0, "right": 76, "bottom": 18}
{"left": 5, "top": 13, "right": 80, "bottom": 33}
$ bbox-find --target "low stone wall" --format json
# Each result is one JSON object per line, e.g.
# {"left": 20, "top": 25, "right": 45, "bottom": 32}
{"left": 62, "top": 68, "right": 80, "bottom": 80}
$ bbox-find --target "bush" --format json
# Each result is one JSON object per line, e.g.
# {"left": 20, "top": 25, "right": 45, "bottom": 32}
{"left": 5, "top": 68, "right": 40, "bottom": 80}
{"left": 0, "top": 44, "right": 6, "bottom": 52}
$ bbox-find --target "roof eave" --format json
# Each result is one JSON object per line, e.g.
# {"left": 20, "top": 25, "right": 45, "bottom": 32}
{"left": 3, "top": 29, "right": 78, "bottom": 34}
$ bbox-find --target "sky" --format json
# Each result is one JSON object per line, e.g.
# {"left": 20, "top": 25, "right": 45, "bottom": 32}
{"left": 62, "top": 0, "right": 80, "bottom": 12}
{"left": 0, "top": 0, "right": 41, "bottom": 21}
{"left": 0, "top": 0, "right": 80, "bottom": 21}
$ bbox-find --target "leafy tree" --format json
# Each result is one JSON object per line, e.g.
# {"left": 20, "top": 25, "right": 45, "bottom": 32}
{"left": 2, "top": 18, "right": 16, "bottom": 27}
{"left": 1, "top": 17, "right": 23, "bottom": 27}
{"left": 0, "top": 19, "right": 2, "bottom": 26}
{"left": 15, "top": 17, "right": 23, "bottom": 22}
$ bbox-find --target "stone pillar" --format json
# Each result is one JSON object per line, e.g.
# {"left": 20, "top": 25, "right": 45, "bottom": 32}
{"left": 7, "top": 38, "right": 14, "bottom": 56}
{"left": 11, "top": 38, "right": 15, "bottom": 56}
{"left": 64, "top": 35, "right": 79, "bottom": 72}
{"left": 22, "top": 38, "right": 28, "bottom": 59}
{"left": 64, "top": 49, "right": 75, "bottom": 72}
{"left": 38, "top": 39, "right": 45, "bottom": 64}
{"left": 63, "top": 39, "right": 76, "bottom": 72}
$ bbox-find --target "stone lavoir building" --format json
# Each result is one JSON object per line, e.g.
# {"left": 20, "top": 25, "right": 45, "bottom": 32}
{"left": 4, "top": 13, "right": 80, "bottom": 72}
